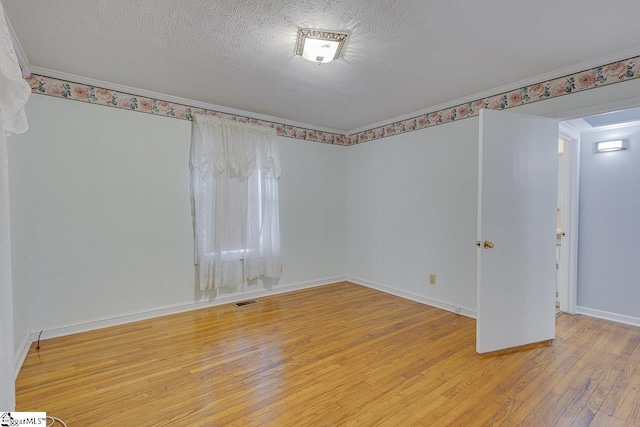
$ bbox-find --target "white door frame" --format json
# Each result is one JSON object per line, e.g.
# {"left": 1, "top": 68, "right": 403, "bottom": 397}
{"left": 554, "top": 95, "right": 640, "bottom": 315}
{"left": 557, "top": 124, "right": 580, "bottom": 314}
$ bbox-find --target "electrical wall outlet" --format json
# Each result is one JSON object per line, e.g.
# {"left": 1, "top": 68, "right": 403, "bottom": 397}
{"left": 429, "top": 274, "right": 436, "bottom": 285}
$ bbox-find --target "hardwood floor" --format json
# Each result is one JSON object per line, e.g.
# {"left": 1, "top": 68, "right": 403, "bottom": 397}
{"left": 16, "top": 282, "right": 640, "bottom": 426}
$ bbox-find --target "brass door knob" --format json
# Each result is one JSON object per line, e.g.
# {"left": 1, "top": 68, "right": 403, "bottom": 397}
{"left": 483, "top": 240, "right": 494, "bottom": 249}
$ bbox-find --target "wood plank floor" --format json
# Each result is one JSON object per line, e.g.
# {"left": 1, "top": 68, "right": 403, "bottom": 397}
{"left": 16, "top": 282, "right": 640, "bottom": 426}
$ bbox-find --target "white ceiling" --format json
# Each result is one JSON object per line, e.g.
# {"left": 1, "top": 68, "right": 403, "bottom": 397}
{"left": 565, "top": 106, "right": 640, "bottom": 133}
{"left": 3, "top": 0, "right": 640, "bottom": 132}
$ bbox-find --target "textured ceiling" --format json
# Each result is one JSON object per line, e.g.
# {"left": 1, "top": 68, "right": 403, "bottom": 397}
{"left": 3, "top": 0, "right": 640, "bottom": 132}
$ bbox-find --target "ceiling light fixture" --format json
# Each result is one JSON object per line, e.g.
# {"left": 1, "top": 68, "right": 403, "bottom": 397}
{"left": 595, "top": 139, "right": 627, "bottom": 152}
{"left": 295, "top": 28, "right": 349, "bottom": 64}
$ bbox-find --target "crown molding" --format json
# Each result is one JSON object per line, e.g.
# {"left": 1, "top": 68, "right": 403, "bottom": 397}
{"left": 21, "top": 49, "right": 640, "bottom": 143}
{"left": 347, "top": 46, "right": 640, "bottom": 135}
{"left": 29, "top": 66, "right": 347, "bottom": 136}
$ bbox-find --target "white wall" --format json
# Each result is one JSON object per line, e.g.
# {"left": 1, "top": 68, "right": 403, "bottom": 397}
{"left": 577, "top": 124, "right": 640, "bottom": 318}
{"left": 9, "top": 94, "right": 346, "bottom": 335}
{"left": 345, "top": 78, "right": 640, "bottom": 317}
{"left": 7, "top": 138, "right": 29, "bottom": 355}
{"left": 346, "top": 120, "right": 479, "bottom": 312}
{"left": 10, "top": 76, "right": 640, "bottom": 341}
{"left": 279, "top": 138, "right": 347, "bottom": 284}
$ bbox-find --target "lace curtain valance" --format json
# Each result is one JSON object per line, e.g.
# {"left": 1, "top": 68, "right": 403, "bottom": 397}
{"left": 191, "top": 115, "right": 281, "bottom": 180}
{"left": 190, "top": 114, "right": 281, "bottom": 292}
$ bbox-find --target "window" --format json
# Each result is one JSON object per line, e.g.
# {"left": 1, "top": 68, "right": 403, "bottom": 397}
{"left": 190, "top": 115, "right": 281, "bottom": 292}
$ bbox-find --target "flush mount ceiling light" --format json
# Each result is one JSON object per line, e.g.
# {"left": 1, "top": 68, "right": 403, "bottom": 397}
{"left": 295, "top": 28, "right": 349, "bottom": 64}
{"left": 595, "top": 139, "right": 627, "bottom": 152}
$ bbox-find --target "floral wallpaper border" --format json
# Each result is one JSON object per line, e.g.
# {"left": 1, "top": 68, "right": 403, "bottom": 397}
{"left": 347, "top": 55, "right": 640, "bottom": 145}
{"left": 25, "top": 54, "right": 640, "bottom": 146}
{"left": 24, "top": 74, "right": 347, "bottom": 145}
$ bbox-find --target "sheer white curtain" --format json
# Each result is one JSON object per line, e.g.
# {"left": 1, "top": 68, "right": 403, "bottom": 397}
{"left": 190, "top": 114, "right": 281, "bottom": 292}
{"left": 1, "top": 2, "right": 30, "bottom": 411}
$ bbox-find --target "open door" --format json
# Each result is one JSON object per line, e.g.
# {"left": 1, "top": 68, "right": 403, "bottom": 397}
{"left": 477, "top": 109, "right": 558, "bottom": 354}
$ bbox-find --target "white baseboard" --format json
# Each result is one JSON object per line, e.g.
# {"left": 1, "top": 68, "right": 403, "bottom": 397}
{"left": 577, "top": 306, "right": 640, "bottom": 328}
{"left": 28, "top": 277, "right": 345, "bottom": 343}
{"left": 14, "top": 333, "right": 31, "bottom": 380}
{"left": 347, "top": 276, "right": 476, "bottom": 319}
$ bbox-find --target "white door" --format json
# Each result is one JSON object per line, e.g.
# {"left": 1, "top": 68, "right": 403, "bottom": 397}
{"left": 477, "top": 108, "right": 558, "bottom": 354}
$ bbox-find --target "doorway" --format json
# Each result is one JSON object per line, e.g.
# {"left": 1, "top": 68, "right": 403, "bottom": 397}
{"left": 556, "top": 104, "right": 640, "bottom": 316}
{"left": 555, "top": 130, "right": 579, "bottom": 315}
